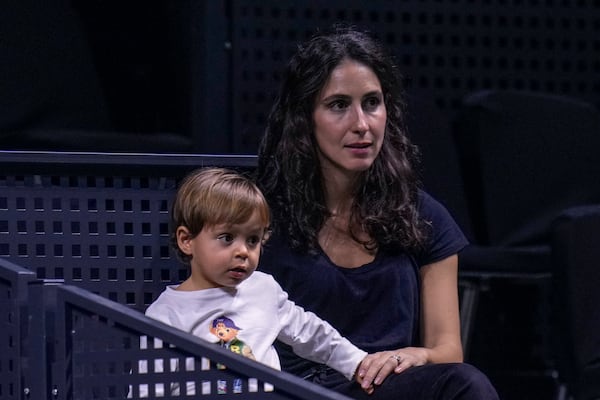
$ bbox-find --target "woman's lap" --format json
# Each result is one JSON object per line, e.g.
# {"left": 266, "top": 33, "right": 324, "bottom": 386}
{"left": 312, "top": 363, "right": 499, "bottom": 400}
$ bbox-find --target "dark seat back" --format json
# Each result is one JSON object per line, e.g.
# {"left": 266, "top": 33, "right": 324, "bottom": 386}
{"left": 407, "top": 92, "right": 475, "bottom": 242}
{"left": 453, "top": 90, "right": 600, "bottom": 246}
{"left": 552, "top": 205, "right": 600, "bottom": 400}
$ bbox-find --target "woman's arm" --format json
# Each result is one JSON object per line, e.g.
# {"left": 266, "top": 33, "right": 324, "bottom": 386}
{"left": 356, "top": 254, "right": 463, "bottom": 389}
{"left": 420, "top": 254, "right": 463, "bottom": 363}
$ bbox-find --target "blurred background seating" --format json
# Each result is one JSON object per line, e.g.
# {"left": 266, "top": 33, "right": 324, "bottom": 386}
{"left": 449, "top": 90, "right": 600, "bottom": 399}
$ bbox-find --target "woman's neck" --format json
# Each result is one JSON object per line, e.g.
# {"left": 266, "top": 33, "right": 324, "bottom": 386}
{"left": 318, "top": 212, "right": 376, "bottom": 268}
{"left": 319, "top": 169, "right": 376, "bottom": 268}
{"left": 321, "top": 168, "right": 359, "bottom": 215}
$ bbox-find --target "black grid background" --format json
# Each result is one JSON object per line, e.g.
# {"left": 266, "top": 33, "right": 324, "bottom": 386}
{"left": 228, "top": 0, "right": 600, "bottom": 153}
{"left": 0, "top": 154, "right": 257, "bottom": 312}
{"left": 0, "top": 175, "right": 183, "bottom": 310}
{"left": 5, "top": 1, "right": 599, "bottom": 154}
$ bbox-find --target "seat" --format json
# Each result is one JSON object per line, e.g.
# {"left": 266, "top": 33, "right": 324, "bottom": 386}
{"left": 407, "top": 91, "right": 474, "bottom": 241}
{"left": 551, "top": 205, "right": 600, "bottom": 400}
{"left": 451, "top": 89, "right": 600, "bottom": 396}
{"left": 453, "top": 90, "right": 600, "bottom": 247}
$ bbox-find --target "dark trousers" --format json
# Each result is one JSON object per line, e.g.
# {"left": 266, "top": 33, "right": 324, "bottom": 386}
{"left": 306, "top": 363, "right": 500, "bottom": 400}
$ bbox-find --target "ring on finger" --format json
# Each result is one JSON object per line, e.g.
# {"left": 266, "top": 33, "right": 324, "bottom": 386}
{"left": 390, "top": 354, "right": 402, "bottom": 365}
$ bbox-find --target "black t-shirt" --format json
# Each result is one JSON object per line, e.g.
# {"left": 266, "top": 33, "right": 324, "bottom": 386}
{"left": 259, "top": 190, "right": 468, "bottom": 373}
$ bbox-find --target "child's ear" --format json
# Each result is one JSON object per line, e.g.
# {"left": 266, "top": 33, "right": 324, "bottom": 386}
{"left": 176, "top": 226, "right": 194, "bottom": 255}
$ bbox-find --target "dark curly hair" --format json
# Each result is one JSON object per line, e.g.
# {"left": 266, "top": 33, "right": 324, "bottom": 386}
{"left": 255, "top": 25, "right": 425, "bottom": 253}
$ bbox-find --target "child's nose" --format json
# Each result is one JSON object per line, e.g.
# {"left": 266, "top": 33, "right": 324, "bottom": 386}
{"left": 235, "top": 242, "right": 249, "bottom": 258}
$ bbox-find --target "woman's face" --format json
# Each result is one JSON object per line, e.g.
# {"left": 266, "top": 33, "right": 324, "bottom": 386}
{"left": 312, "top": 59, "right": 386, "bottom": 180}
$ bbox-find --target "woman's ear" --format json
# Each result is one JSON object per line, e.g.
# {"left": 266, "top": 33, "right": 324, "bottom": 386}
{"left": 176, "top": 226, "right": 194, "bottom": 256}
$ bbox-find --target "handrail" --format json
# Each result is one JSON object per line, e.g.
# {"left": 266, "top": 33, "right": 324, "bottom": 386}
{"left": 53, "top": 284, "right": 350, "bottom": 399}
{"left": 0, "top": 150, "right": 258, "bottom": 168}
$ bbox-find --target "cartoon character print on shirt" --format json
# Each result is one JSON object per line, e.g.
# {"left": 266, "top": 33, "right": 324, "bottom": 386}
{"left": 210, "top": 316, "right": 256, "bottom": 369}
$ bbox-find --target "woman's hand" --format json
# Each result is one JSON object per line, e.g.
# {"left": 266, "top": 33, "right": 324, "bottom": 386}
{"left": 355, "top": 255, "right": 463, "bottom": 394}
{"left": 356, "top": 347, "right": 428, "bottom": 392}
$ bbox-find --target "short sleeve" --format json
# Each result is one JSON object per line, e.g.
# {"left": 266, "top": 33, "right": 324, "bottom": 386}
{"left": 416, "top": 190, "right": 469, "bottom": 267}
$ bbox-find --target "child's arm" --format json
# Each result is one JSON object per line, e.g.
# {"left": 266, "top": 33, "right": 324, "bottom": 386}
{"left": 274, "top": 288, "right": 367, "bottom": 381}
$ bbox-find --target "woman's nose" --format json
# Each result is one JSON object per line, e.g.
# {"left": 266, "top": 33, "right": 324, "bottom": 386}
{"left": 351, "top": 105, "right": 368, "bottom": 134}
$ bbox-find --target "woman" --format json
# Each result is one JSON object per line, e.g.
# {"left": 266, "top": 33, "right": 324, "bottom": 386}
{"left": 255, "top": 26, "right": 499, "bottom": 399}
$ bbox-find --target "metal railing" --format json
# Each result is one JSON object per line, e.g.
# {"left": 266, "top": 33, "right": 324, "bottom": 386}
{"left": 1, "top": 259, "right": 350, "bottom": 400}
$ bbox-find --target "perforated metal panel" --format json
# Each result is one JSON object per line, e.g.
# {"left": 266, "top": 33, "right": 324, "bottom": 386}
{"left": 0, "top": 152, "right": 257, "bottom": 311}
{"left": 0, "top": 175, "right": 177, "bottom": 310}
{"left": 229, "top": 0, "right": 600, "bottom": 153}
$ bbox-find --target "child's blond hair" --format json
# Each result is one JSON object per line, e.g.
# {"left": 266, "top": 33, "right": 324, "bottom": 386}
{"left": 170, "top": 167, "right": 270, "bottom": 263}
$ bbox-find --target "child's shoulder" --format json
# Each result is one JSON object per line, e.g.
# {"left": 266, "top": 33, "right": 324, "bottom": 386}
{"left": 242, "top": 271, "right": 280, "bottom": 292}
{"left": 247, "top": 270, "right": 278, "bottom": 285}
{"left": 145, "top": 285, "right": 198, "bottom": 315}
{"left": 145, "top": 286, "right": 177, "bottom": 309}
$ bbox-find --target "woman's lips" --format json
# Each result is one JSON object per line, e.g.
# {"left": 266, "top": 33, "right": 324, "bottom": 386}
{"left": 346, "top": 142, "right": 372, "bottom": 155}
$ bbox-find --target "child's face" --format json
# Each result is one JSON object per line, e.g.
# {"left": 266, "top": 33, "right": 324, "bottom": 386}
{"left": 177, "top": 210, "right": 266, "bottom": 290}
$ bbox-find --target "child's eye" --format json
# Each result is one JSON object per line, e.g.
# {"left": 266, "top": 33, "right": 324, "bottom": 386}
{"left": 247, "top": 236, "right": 261, "bottom": 247}
{"left": 217, "top": 233, "right": 234, "bottom": 243}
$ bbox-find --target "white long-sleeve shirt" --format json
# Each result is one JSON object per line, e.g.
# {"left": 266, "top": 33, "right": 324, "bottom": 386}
{"left": 145, "top": 271, "right": 366, "bottom": 381}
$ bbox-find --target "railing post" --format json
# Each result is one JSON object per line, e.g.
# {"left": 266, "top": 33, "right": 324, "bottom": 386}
{"left": 0, "top": 259, "right": 36, "bottom": 400}
{"left": 24, "top": 279, "right": 64, "bottom": 400}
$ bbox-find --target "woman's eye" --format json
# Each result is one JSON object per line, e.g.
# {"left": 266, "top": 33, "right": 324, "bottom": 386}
{"left": 328, "top": 99, "right": 349, "bottom": 111}
{"left": 363, "top": 96, "right": 381, "bottom": 111}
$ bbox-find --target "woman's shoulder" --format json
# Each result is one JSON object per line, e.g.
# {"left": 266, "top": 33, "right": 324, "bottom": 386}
{"left": 417, "top": 189, "right": 441, "bottom": 209}
{"left": 415, "top": 189, "right": 469, "bottom": 264}
{"left": 417, "top": 189, "right": 456, "bottom": 223}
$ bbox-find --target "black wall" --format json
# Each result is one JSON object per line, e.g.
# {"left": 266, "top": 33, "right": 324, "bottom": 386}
{"left": 2, "top": 0, "right": 599, "bottom": 154}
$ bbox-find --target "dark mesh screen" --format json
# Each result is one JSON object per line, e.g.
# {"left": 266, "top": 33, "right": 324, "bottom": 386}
{"left": 228, "top": 0, "right": 600, "bottom": 153}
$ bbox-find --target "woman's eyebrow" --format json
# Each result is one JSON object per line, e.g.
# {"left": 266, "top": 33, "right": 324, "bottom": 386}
{"left": 362, "top": 90, "right": 383, "bottom": 98}
{"left": 320, "top": 93, "right": 351, "bottom": 102}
